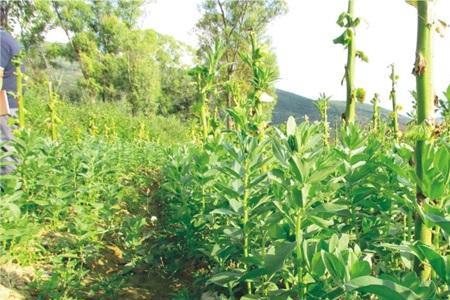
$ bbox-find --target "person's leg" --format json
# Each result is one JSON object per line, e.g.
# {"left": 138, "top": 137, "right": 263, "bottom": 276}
{"left": 0, "top": 109, "right": 18, "bottom": 175}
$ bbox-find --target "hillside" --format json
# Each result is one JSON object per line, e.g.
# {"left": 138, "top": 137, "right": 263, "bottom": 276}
{"left": 44, "top": 59, "right": 410, "bottom": 127}
{"left": 273, "top": 89, "right": 410, "bottom": 126}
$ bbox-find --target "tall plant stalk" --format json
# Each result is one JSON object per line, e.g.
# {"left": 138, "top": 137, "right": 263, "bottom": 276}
{"left": 315, "top": 93, "right": 330, "bottom": 147}
{"left": 344, "top": 0, "right": 356, "bottom": 124}
{"left": 295, "top": 209, "right": 305, "bottom": 298}
{"left": 47, "top": 81, "right": 60, "bottom": 141}
{"left": 189, "top": 42, "right": 224, "bottom": 143}
{"left": 334, "top": 0, "right": 368, "bottom": 125}
{"left": 200, "top": 91, "right": 209, "bottom": 142}
{"left": 371, "top": 93, "right": 380, "bottom": 133}
{"left": 412, "top": 0, "right": 434, "bottom": 281}
{"left": 242, "top": 160, "right": 252, "bottom": 294}
{"left": 389, "top": 64, "right": 400, "bottom": 141}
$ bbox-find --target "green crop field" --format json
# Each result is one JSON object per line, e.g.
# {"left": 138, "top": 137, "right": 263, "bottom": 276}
{"left": 1, "top": 1, "right": 450, "bottom": 300}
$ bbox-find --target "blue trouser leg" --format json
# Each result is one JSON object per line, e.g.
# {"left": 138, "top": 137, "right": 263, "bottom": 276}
{"left": 0, "top": 108, "right": 18, "bottom": 175}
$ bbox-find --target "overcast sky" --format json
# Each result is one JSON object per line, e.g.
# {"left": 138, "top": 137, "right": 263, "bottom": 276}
{"left": 48, "top": 0, "right": 450, "bottom": 113}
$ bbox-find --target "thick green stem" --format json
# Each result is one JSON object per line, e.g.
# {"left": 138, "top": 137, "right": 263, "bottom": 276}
{"left": 295, "top": 210, "right": 304, "bottom": 299}
{"left": 344, "top": 0, "right": 356, "bottom": 124}
{"left": 262, "top": 232, "right": 268, "bottom": 296}
{"left": 322, "top": 102, "right": 330, "bottom": 147}
{"left": 433, "top": 227, "right": 440, "bottom": 254}
{"left": 372, "top": 94, "right": 380, "bottom": 133}
{"left": 48, "top": 82, "right": 58, "bottom": 141}
{"left": 408, "top": 207, "right": 413, "bottom": 242}
{"left": 403, "top": 213, "right": 407, "bottom": 242}
{"left": 200, "top": 93, "right": 209, "bottom": 142}
{"left": 390, "top": 64, "right": 399, "bottom": 141}
{"left": 413, "top": 0, "right": 434, "bottom": 281}
{"left": 323, "top": 109, "right": 329, "bottom": 147}
{"left": 242, "top": 162, "right": 252, "bottom": 294}
{"left": 335, "top": 121, "right": 339, "bottom": 145}
{"left": 201, "top": 185, "right": 206, "bottom": 216}
{"left": 414, "top": 199, "right": 433, "bottom": 280}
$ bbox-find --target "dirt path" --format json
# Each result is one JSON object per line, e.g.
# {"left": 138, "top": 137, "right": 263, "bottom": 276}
{"left": 0, "top": 257, "right": 188, "bottom": 300}
{"left": 0, "top": 169, "right": 194, "bottom": 300}
{"left": 89, "top": 248, "right": 187, "bottom": 300}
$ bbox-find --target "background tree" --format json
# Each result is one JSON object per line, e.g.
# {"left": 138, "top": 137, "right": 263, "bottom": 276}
{"left": 0, "top": 0, "right": 54, "bottom": 51}
{"left": 17, "top": 0, "right": 195, "bottom": 116}
{"left": 119, "top": 29, "right": 161, "bottom": 116}
{"left": 50, "top": 0, "right": 153, "bottom": 106}
{"left": 195, "top": 0, "right": 287, "bottom": 119}
{"left": 155, "top": 34, "right": 196, "bottom": 116}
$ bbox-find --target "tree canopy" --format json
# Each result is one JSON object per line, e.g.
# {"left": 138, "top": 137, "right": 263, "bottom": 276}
{"left": 196, "top": 0, "right": 287, "bottom": 111}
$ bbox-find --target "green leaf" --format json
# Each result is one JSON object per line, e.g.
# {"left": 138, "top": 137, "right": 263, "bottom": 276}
{"left": 224, "top": 227, "right": 242, "bottom": 241}
{"left": 264, "top": 241, "right": 296, "bottom": 275}
{"left": 4, "top": 203, "right": 21, "bottom": 218}
{"left": 308, "top": 165, "right": 335, "bottom": 184}
{"left": 209, "top": 208, "right": 238, "bottom": 216}
{"left": 223, "top": 143, "right": 241, "bottom": 161}
{"left": 272, "top": 141, "right": 287, "bottom": 166}
{"left": 228, "top": 198, "right": 242, "bottom": 214}
{"left": 447, "top": 256, "right": 450, "bottom": 283}
{"left": 217, "top": 166, "right": 241, "bottom": 179}
{"left": 405, "top": 0, "right": 418, "bottom": 9}
{"left": 240, "top": 296, "right": 260, "bottom": 300}
{"left": 288, "top": 156, "right": 303, "bottom": 183}
{"left": 310, "top": 203, "right": 347, "bottom": 215}
{"left": 309, "top": 216, "right": 333, "bottom": 228}
{"left": 400, "top": 251, "right": 415, "bottom": 270}
{"left": 356, "top": 50, "right": 369, "bottom": 63}
{"left": 345, "top": 276, "right": 421, "bottom": 300}
{"left": 336, "top": 12, "right": 351, "bottom": 27}
{"left": 311, "top": 252, "right": 325, "bottom": 277}
{"left": 350, "top": 261, "right": 371, "bottom": 279}
{"left": 249, "top": 174, "right": 267, "bottom": 189}
{"left": 290, "top": 188, "right": 304, "bottom": 209}
{"left": 226, "top": 109, "right": 244, "bottom": 128}
{"left": 429, "top": 178, "right": 445, "bottom": 200}
{"left": 240, "top": 268, "right": 269, "bottom": 282}
{"left": 422, "top": 204, "right": 450, "bottom": 235}
{"left": 287, "top": 135, "right": 298, "bottom": 152}
{"left": 333, "top": 29, "right": 352, "bottom": 46}
{"left": 321, "top": 251, "right": 347, "bottom": 283}
{"left": 404, "top": 123, "right": 433, "bottom": 141}
{"left": 337, "top": 234, "right": 350, "bottom": 252}
{"left": 216, "top": 183, "right": 241, "bottom": 199}
{"left": 413, "top": 243, "right": 447, "bottom": 282}
{"left": 207, "top": 271, "right": 242, "bottom": 288}
{"left": 273, "top": 201, "right": 295, "bottom": 227}
{"left": 444, "top": 84, "right": 450, "bottom": 101}
{"left": 269, "top": 168, "right": 285, "bottom": 184}
{"left": 329, "top": 234, "right": 339, "bottom": 253}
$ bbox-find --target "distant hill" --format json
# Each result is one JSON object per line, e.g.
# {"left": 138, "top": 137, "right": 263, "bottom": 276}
{"left": 273, "top": 89, "right": 410, "bottom": 126}
{"left": 44, "top": 58, "right": 410, "bottom": 127}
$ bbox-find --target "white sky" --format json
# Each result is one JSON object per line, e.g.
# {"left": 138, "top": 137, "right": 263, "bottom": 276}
{"left": 48, "top": 0, "right": 450, "bottom": 113}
